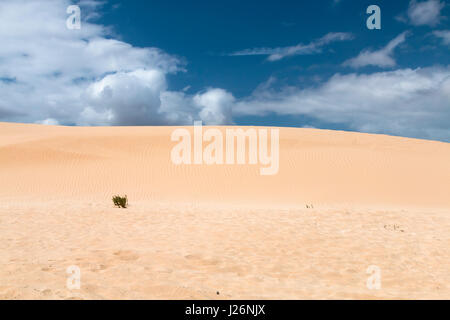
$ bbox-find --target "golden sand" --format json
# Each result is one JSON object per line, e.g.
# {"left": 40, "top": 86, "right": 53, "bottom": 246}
{"left": 0, "top": 122, "right": 449, "bottom": 299}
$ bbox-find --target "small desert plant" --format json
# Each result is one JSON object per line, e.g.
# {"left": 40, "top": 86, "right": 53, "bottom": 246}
{"left": 112, "top": 195, "right": 128, "bottom": 208}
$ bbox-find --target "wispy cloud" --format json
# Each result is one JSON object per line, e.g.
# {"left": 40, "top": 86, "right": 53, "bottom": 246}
{"left": 433, "top": 30, "right": 450, "bottom": 45}
{"left": 229, "top": 32, "right": 354, "bottom": 61}
{"left": 343, "top": 32, "right": 410, "bottom": 68}
{"left": 397, "top": 0, "right": 445, "bottom": 27}
{"left": 235, "top": 66, "right": 450, "bottom": 142}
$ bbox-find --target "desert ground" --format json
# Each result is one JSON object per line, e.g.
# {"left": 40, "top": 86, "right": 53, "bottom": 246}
{"left": 0, "top": 122, "right": 449, "bottom": 299}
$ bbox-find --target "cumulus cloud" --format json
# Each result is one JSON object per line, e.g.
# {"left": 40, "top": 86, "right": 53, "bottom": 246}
{"left": 82, "top": 69, "right": 167, "bottom": 125}
{"left": 234, "top": 66, "right": 450, "bottom": 142}
{"left": 157, "top": 89, "right": 235, "bottom": 126}
{"left": 343, "top": 32, "right": 409, "bottom": 68}
{"left": 433, "top": 30, "right": 450, "bottom": 45}
{"left": 194, "top": 89, "right": 235, "bottom": 125}
{"left": 398, "top": 0, "right": 446, "bottom": 26}
{"left": 229, "top": 32, "right": 354, "bottom": 61}
{"left": 0, "top": 0, "right": 233, "bottom": 126}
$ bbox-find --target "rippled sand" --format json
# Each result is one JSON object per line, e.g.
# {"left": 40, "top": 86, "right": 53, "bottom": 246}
{"left": 0, "top": 122, "right": 449, "bottom": 299}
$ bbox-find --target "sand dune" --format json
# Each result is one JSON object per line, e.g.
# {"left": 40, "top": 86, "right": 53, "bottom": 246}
{"left": 0, "top": 122, "right": 449, "bottom": 299}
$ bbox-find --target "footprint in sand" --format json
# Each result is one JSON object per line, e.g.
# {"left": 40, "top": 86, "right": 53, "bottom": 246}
{"left": 184, "top": 254, "right": 220, "bottom": 267}
{"left": 113, "top": 250, "right": 140, "bottom": 261}
{"left": 42, "top": 289, "right": 52, "bottom": 296}
{"left": 89, "top": 264, "right": 108, "bottom": 272}
{"left": 184, "top": 254, "right": 202, "bottom": 260}
{"left": 383, "top": 224, "right": 405, "bottom": 232}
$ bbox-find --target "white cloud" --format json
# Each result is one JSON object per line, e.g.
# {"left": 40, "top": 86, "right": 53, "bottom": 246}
{"left": 234, "top": 66, "right": 450, "bottom": 142}
{"left": 82, "top": 69, "right": 167, "bottom": 125}
{"left": 405, "top": 0, "right": 445, "bottom": 26}
{"left": 433, "top": 30, "right": 450, "bottom": 45}
{"left": 343, "top": 32, "right": 409, "bottom": 68}
{"left": 0, "top": 0, "right": 233, "bottom": 126}
{"left": 229, "top": 32, "right": 354, "bottom": 61}
{"left": 158, "top": 88, "right": 235, "bottom": 125}
{"left": 194, "top": 89, "right": 235, "bottom": 125}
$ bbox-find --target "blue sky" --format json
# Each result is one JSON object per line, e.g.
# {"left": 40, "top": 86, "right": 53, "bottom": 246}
{"left": 99, "top": 0, "right": 436, "bottom": 93}
{"left": 0, "top": 0, "right": 449, "bottom": 141}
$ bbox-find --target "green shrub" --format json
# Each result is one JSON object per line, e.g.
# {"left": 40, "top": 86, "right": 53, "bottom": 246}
{"left": 112, "top": 195, "right": 128, "bottom": 208}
